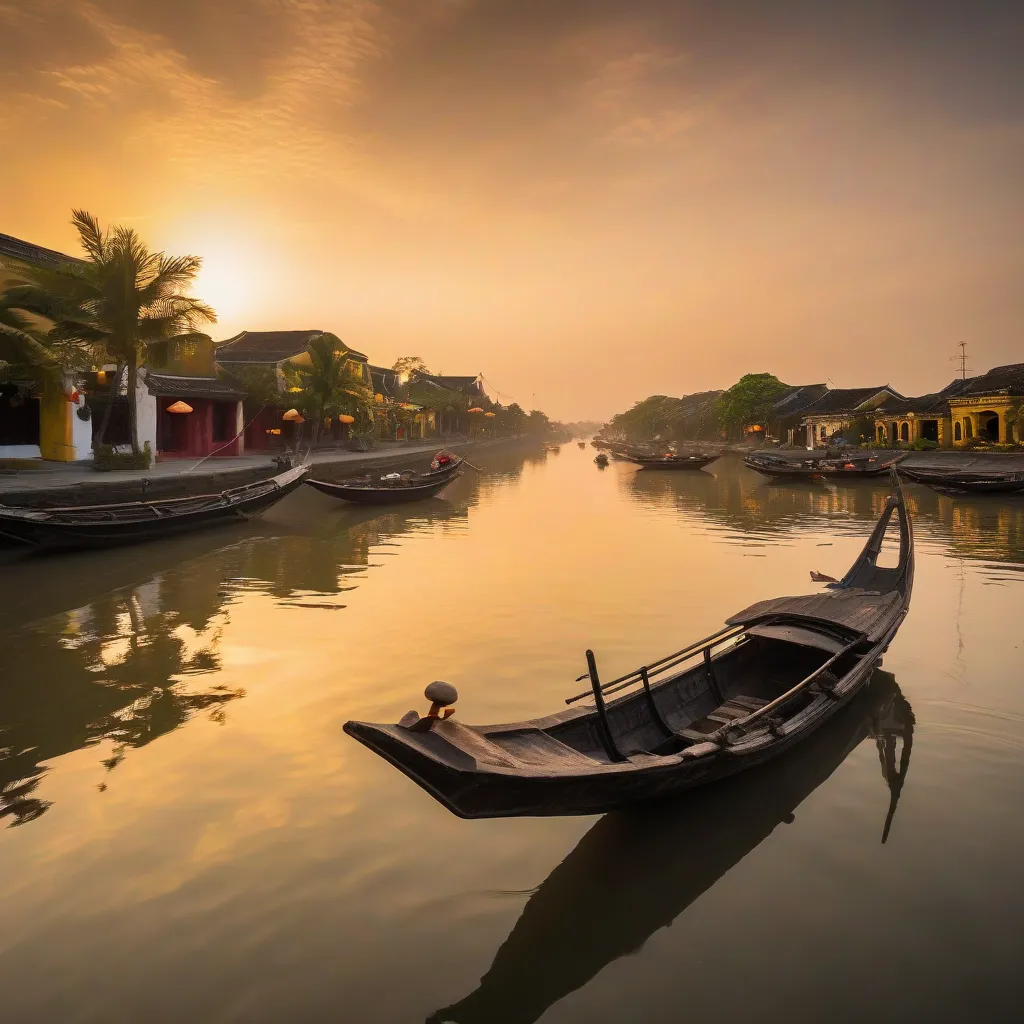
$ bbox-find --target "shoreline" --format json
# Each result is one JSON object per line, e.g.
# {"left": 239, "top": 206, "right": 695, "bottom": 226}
{"left": 0, "top": 435, "right": 541, "bottom": 507}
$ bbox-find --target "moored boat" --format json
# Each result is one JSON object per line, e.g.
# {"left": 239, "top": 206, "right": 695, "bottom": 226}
{"left": 306, "top": 450, "right": 464, "bottom": 505}
{"left": 744, "top": 449, "right": 902, "bottom": 480}
{"left": 577, "top": 441, "right": 586, "bottom": 449}
{"left": 629, "top": 453, "right": 719, "bottom": 471}
{"left": 900, "top": 464, "right": 1024, "bottom": 495}
{"left": 594, "top": 453, "right": 609, "bottom": 468}
{"left": 0, "top": 463, "right": 309, "bottom": 550}
{"left": 345, "top": 474, "right": 914, "bottom": 818}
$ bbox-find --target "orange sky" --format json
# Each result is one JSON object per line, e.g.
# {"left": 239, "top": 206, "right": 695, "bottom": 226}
{"left": 1, "top": 1, "right": 1022, "bottom": 419}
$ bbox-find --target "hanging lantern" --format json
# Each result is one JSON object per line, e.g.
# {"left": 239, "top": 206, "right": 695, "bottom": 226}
{"left": 338, "top": 414, "right": 355, "bottom": 424}
{"left": 484, "top": 411, "right": 496, "bottom": 418}
{"left": 282, "top": 408, "right": 304, "bottom": 423}
{"left": 468, "top": 407, "right": 484, "bottom": 414}
{"left": 166, "top": 400, "right": 193, "bottom": 414}
{"left": 288, "top": 386, "right": 303, "bottom": 393}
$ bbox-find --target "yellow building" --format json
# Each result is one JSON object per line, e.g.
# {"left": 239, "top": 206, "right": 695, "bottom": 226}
{"left": 0, "top": 232, "right": 91, "bottom": 462}
{"left": 945, "top": 364, "right": 1024, "bottom": 446}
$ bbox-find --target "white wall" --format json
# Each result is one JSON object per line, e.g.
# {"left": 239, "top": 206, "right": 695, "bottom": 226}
{"left": 70, "top": 391, "right": 93, "bottom": 460}
{"left": 0, "top": 444, "right": 41, "bottom": 459}
{"left": 235, "top": 400, "right": 245, "bottom": 453}
{"left": 135, "top": 369, "right": 158, "bottom": 454}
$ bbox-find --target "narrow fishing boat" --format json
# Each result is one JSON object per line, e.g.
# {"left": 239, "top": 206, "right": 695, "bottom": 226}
{"left": 345, "top": 473, "right": 914, "bottom": 818}
{"left": 629, "top": 453, "right": 719, "bottom": 471}
{"left": 0, "top": 463, "right": 309, "bottom": 551}
{"left": 900, "top": 465, "right": 1024, "bottom": 495}
{"left": 744, "top": 449, "right": 901, "bottom": 481}
{"left": 594, "top": 453, "right": 609, "bottom": 468}
{"left": 577, "top": 441, "right": 586, "bottom": 449}
{"left": 426, "top": 671, "right": 913, "bottom": 1024}
{"left": 305, "top": 450, "right": 464, "bottom": 505}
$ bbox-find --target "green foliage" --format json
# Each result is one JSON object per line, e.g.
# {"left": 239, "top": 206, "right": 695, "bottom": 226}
{"left": 910, "top": 438, "right": 940, "bottom": 451}
{"left": 94, "top": 441, "right": 152, "bottom": 471}
{"left": 2, "top": 210, "right": 215, "bottom": 454}
{"left": 608, "top": 393, "right": 721, "bottom": 442}
{"left": 284, "top": 333, "right": 374, "bottom": 442}
{"left": 227, "top": 364, "right": 280, "bottom": 416}
{"left": 392, "top": 355, "right": 429, "bottom": 375}
{"left": 716, "top": 374, "right": 790, "bottom": 435}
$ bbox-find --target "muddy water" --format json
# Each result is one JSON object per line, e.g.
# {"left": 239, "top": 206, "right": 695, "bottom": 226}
{"left": 0, "top": 447, "right": 1021, "bottom": 1022}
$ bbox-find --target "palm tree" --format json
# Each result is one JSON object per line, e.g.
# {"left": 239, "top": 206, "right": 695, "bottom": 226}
{"left": 2, "top": 210, "right": 215, "bottom": 455}
{"left": 285, "top": 333, "right": 374, "bottom": 445}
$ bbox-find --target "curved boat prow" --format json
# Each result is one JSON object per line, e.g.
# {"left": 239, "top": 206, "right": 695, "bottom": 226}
{"left": 829, "top": 469, "right": 914, "bottom": 597}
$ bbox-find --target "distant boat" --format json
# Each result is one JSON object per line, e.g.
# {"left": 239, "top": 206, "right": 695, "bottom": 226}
{"left": 0, "top": 463, "right": 309, "bottom": 550}
{"left": 900, "top": 465, "right": 1024, "bottom": 495}
{"left": 629, "top": 453, "right": 719, "bottom": 471}
{"left": 577, "top": 441, "right": 586, "bottom": 449}
{"left": 345, "top": 475, "right": 914, "bottom": 818}
{"left": 744, "top": 450, "right": 902, "bottom": 481}
{"left": 594, "top": 453, "right": 609, "bottom": 468}
{"left": 306, "top": 451, "right": 463, "bottom": 505}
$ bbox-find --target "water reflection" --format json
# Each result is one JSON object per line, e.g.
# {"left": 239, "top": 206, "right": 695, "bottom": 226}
{"left": 626, "top": 456, "right": 1024, "bottom": 569}
{"left": 0, "top": 471, "right": 487, "bottom": 828}
{"left": 429, "top": 671, "right": 914, "bottom": 1024}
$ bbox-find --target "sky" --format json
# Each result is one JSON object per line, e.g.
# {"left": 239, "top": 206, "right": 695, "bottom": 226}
{"left": 1, "top": 0, "right": 1022, "bottom": 420}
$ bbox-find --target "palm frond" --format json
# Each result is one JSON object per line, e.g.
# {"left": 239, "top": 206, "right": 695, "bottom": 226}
{"left": 71, "top": 210, "right": 108, "bottom": 263}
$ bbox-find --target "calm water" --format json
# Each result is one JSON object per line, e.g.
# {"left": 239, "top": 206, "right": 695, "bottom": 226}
{"left": 1, "top": 447, "right": 1022, "bottom": 1023}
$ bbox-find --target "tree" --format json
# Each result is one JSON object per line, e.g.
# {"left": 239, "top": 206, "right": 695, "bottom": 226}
{"left": 284, "top": 333, "right": 374, "bottom": 444}
{"left": 392, "top": 355, "right": 429, "bottom": 377}
{"left": 526, "top": 409, "right": 551, "bottom": 436}
{"left": 716, "top": 373, "right": 790, "bottom": 437}
{"left": 4, "top": 210, "right": 215, "bottom": 456}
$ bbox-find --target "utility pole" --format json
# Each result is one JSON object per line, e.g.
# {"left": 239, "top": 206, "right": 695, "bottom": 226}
{"left": 955, "top": 341, "right": 969, "bottom": 380}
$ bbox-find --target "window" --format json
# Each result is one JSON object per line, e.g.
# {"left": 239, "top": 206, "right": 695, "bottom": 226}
{"left": 347, "top": 361, "right": 365, "bottom": 379}
{"left": 900, "top": 422, "right": 909, "bottom": 442}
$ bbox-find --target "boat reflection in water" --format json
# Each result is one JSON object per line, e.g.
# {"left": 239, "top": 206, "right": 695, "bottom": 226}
{"left": 0, "top": 483, "right": 483, "bottom": 829}
{"left": 428, "top": 670, "right": 913, "bottom": 1024}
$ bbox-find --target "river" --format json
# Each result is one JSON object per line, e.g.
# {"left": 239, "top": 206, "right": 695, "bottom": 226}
{"left": 1, "top": 445, "right": 1021, "bottom": 1022}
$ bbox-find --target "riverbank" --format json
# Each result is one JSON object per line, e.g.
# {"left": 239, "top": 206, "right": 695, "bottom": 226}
{"left": 0, "top": 435, "right": 539, "bottom": 507}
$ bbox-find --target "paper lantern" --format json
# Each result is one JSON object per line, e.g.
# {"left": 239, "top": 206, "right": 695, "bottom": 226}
{"left": 166, "top": 400, "right": 193, "bottom": 414}
{"left": 282, "top": 408, "right": 304, "bottom": 422}
{"left": 288, "top": 386, "right": 303, "bottom": 393}
{"left": 484, "top": 411, "right": 496, "bottom": 418}
{"left": 338, "top": 414, "right": 355, "bottom": 424}
{"left": 468, "top": 407, "right": 484, "bottom": 413}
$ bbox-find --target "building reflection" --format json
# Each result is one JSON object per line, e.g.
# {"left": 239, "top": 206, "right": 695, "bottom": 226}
{"left": 625, "top": 457, "right": 1024, "bottom": 567}
{"left": 427, "top": 671, "right": 914, "bottom": 1024}
{"left": 0, "top": 463, "right": 497, "bottom": 828}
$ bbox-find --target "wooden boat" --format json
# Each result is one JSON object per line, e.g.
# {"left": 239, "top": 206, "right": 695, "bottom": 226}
{"left": 577, "top": 441, "right": 586, "bottom": 449}
{"left": 345, "top": 474, "right": 914, "bottom": 818}
{"left": 744, "top": 449, "right": 902, "bottom": 480}
{"left": 899, "top": 464, "right": 1024, "bottom": 495}
{"left": 0, "top": 463, "right": 309, "bottom": 551}
{"left": 426, "top": 671, "right": 913, "bottom": 1024}
{"left": 629, "top": 453, "right": 719, "bottom": 471}
{"left": 594, "top": 453, "right": 609, "bottom": 468}
{"left": 305, "top": 452, "right": 463, "bottom": 505}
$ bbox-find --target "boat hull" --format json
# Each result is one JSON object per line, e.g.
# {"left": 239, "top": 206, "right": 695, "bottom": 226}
{"left": 744, "top": 454, "right": 900, "bottom": 480}
{"left": 632, "top": 455, "right": 719, "bottom": 471}
{"left": 900, "top": 466, "right": 1024, "bottom": 494}
{"left": 0, "top": 465, "right": 308, "bottom": 550}
{"left": 306, "top": 465, "right": 462, "bottom": 504}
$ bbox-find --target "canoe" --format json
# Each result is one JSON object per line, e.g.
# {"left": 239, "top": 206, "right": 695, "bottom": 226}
{"left": 0, "top": 463, "right": 309, "bottom": 550}
{"left": 305, "top": 456, "right": 463, "bottom": 505}
{"left": 900, "top": 465, "right": 1024, "bottom": 495}
{"left": 426, "top": 670, "right": 914, "bottom": 1024}
{"left": 345, "top": 473, "right": 914, "bottom": 818}
{"left": 630, "top": 454, "right": 719, "bottom": 471}
{"left": 744, "top": 450, "right": 902, "bottom": 480}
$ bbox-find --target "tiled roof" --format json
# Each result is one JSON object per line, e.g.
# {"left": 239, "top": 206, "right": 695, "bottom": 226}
{"left": 802, "top": 386, "right": 901, "bottom": 416}
{"left": 0, "top": 232, "right": 84, "bottom": 268}
{"left": 215, "top": 330, "right": 324, "bottom": 364}
{"left": 145, "top": 372, "right": 246, "bottom": 400}
{"left": 876, "top": 378, "right": 976, "bottom": 415}
{"left": 369, "top": 364, "right": 401, "bottom": 397}
{"left": 958, "top": 363, "right": 1024, "bottom": 397}
{"left": 772, "top": 384, "right": 829, "bottom": 418}
{"left": 410, "top": 371, "right": 484, "bottom": 396}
